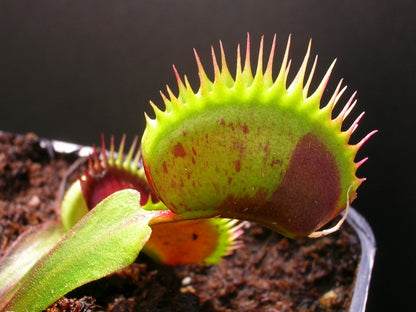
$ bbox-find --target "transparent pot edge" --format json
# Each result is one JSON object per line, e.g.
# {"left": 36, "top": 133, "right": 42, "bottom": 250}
{"left": 346, "top": 207, "right": 376, "bottom": 312}
{"left": 42, "top": 136, "right": 376, "bottom": 312}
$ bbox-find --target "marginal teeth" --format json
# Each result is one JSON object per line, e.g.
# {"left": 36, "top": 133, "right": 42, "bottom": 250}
{"left": 234, "top": 44, "right": 243, "bottom": 84}
{"left": 287, "top": 39, "right": 311, "bottom": 94}
{"left": 219, "top": 40, "right": 234, "bottom": 86}
{"left": 242, "top": 33, "right": 253, "bottom": 80}
{"left": 347, "top": 112, "right": 365, "bottom": 135}
{"left": 85, "top": 134, "right": 144, "bottom": 177}
{"left": 307, "top": 59, "right": 337, "bottom": 106}
{"left": 150, "top": 101, "right": 165, "bottom": 120}
{"left": 253, "top": 35, "right": 264, "bottom": 80}
{"left": 356, "top": 130, "right": 378, "bottom": 150}
{"left": 193, "top": 48, "right": 213, "bottom": 94}
{"left": 115, "top": 134, "right": 126, "bottom": 167}
{"left": 80, "top": 134, "right": 154, "bottom": 209}
{"left": 152, "top": 34, "right": 374, "bottom": 151}
{"left": 335, "top": 91, "right": 357, "bottom": 123}
{"left": 263, "top": 34, "right": 276, "bottom": 86}
{"left": 272, "top": 35, "right": 291, "bottom": 92}
{"left": 184, "top": 75, "right": 195, "bottom": 94}
{"left": 166, "top": 85, "right": 181, "bottom": 109}
{"left": 145, "top": 34, "right": 375, "bottom": 158}
{"left": 172, "top": 64, "right": 187, "bottom": 95}
{"left": 125, "top": 136, "right": 139, "bottom": 170}
{"left": 303, "top": 55, "right": 318, "bottom": 98}
{"left": 332, "top": 81, "right": 347, "bottom": 111}
{"left": 356, "top": 157, "right": 368, "bottom": 169}
{"left": 144, "top": 112, "right": 157, "bottom": 130}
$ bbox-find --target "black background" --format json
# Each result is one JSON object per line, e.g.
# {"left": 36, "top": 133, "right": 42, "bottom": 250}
{"left": 1, "top": 1, "right": 415, "bottom": 311}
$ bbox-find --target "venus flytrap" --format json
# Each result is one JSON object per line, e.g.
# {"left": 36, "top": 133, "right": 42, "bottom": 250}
{"left": 0, "top": 34, "right": 375, "bottom": 311}
{"left": 142, "top": 34, "right": 376, "bottom": 238}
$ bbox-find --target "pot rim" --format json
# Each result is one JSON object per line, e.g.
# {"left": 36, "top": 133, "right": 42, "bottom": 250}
{"left": 346, "top": 206, "right": 376, "bottom": 312}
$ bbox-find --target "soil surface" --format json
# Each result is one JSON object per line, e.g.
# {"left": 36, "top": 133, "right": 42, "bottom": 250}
{"left": 0, "top": 132, "right": 361, "bottom": 312}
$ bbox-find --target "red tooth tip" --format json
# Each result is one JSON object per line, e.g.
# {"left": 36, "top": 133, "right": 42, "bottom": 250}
{"left": 172, "top": 64, "right": 185, "bottom": 90}
{"left": 92, "top": 144, "right": 101, "bottom": 171}
{"left": 100, "top": 133, "right": 108, "bottom": 165}
{"left": 357, "top": 130, "right": 378, "bottom": 149}
{"left": 87, "top": 155, "right": 94, "bottom": 172}
{"left": 347, "top": 111, "right": 365, "bottom": 134}
{"left": 356, "top": 157, "right": 368, "bottom": 168}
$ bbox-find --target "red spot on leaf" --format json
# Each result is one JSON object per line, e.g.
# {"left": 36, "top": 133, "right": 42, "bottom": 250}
{"left": 270, "top": 159, "right": 282, "bottom": 168}
{"left": 232, "top": 141, "right": 246, "bottom": 154}
{"left": 242, "top": 124, "right": 249, "bottom": 134}
{"left": 173, "top": 143, "right": 187, "bottom": 158}
{"left": 264, "top": 141, "right": 270, "bottom": 154}
{"left": 235, "top": 159, "right": 241, "bottom": 172}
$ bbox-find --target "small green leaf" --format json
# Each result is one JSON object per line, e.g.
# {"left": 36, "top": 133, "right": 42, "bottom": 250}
{"left": 0, "top": 221, "right": 64, "bottom": 299}
{"left": 1, "top": 189, "right": 154, "bottom": 312}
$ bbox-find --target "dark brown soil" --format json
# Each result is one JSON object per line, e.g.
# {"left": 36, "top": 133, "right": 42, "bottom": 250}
{"left": 0, "top": 132, "right": 360, "bottom": 312}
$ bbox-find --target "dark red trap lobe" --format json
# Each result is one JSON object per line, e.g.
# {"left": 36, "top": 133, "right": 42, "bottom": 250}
{"left": 217, "top": 133, "right": 342, "bottom": 238}
{"left": 81, "top": 167, "right": 154, "bottom": 210}
{"left": 268, "top": 133, "right": 342, "bottom": 236}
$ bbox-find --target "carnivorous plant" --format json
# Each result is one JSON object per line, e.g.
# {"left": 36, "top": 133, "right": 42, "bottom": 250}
{"left": 0, "top": 35, "right": 376, "bottom": 311}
